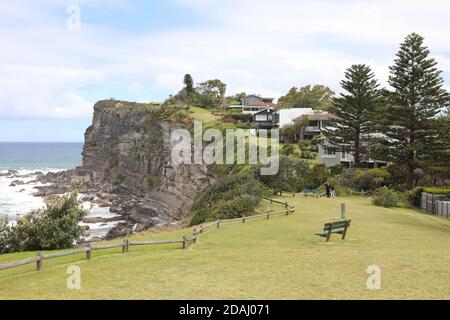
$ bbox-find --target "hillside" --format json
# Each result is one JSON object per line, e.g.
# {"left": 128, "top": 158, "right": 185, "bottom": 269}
{"left": 1, "top": 196, "right": 449, "bottom": 300}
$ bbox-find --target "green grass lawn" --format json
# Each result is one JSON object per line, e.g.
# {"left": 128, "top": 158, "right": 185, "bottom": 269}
{"left": 189, "top": 106, "right": 220, "bottom": 123}
{"left": 1, "top": 196, "right": 450, "bottom": 300}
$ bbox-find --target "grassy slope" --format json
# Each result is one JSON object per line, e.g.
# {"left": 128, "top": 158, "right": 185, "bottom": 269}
{"left": 189, "top": 106, "right": 220, "bottom": 123}
{"left": 1, "top": 196, "right": 449, "bottom": 300}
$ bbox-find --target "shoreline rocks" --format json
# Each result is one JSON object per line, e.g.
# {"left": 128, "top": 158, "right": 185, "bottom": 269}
{"left": 26, "top": 101, "right": 214, "bottom": 239}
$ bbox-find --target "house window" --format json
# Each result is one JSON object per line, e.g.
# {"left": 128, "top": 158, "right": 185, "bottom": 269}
{"left": 325, "top": 148, "right": 336, "bottom": 156}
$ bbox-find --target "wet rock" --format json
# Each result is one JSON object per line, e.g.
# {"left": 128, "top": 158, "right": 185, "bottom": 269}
{"left": 9, "top": 180, "right": 25, "bottom": 187}
{"left": 82, "top": 216, "right": 123, "bottom": 224}
{"left": 82, "top": 195, "right": 95, "bottom": 202}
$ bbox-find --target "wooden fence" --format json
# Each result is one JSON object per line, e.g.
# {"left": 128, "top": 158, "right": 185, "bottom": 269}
{"left": 0, "top": 236, "right": 198, "bottom": 272}
{"left": 0, "top": 198, "right": 294, "bottom": 273}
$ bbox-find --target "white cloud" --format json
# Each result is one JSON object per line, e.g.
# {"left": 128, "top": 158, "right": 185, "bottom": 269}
{"left": 0, "top": 0, "right": 449, "bottom": 121}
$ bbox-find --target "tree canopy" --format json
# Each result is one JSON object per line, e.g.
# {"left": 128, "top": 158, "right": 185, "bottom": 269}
{"left": 278, "top": 85, "right": 335, "bottom": 110}
{"left": 324, "top": 64, "right": 382, "bottom": 167}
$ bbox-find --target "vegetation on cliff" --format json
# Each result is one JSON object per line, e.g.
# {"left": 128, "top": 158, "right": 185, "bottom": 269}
{"left": 190, "top": 166, "right": 267, "bottom": 226}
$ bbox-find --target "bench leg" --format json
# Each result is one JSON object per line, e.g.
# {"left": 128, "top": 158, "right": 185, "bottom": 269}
{"left": 326, "top": 229, "right": 332, "bottom": 242}
{"left": 342, "top": 226, "right": 348, "bottom": 240}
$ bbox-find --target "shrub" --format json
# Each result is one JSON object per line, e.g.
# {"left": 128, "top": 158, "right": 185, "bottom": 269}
{"left": 300, "top": 150, "right": 311, "bottom": 159}
{"left": 281, "top": 144, "right": 295, "bottom": 156}
{"left": 190, "top": 168, "right": 265, "bottom": 225}
{"left": 298, "top": 140, "right": 311, "bottom": 151}
{"left": 372, "top": 188, "right": 399, "bottom": 208}
{"left": 229, "top": 113, "right": 253, "bottom": 122}
{"left": 329, "top": 165, "right": 344, "bottom": 175}
{"left": 0, "top": 191, "right": 87, "bottom": 253}
{"left": 210, "top": 195, "right": 260, "bottom": 221}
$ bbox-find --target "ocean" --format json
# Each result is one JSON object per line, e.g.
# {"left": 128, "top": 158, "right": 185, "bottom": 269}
{"left": 0, "top": 142, "right": 122, "bottom": 239}
{"left": 0, "top": 142, "right": 83, "bottom": 171}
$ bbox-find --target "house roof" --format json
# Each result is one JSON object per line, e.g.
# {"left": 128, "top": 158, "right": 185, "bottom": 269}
{"left": 294, "top": 113, "right": 337, "bottom": 122}
{"left": 246, "top": 102, "right": 277, "bottom": 107}
{"left": 253, "top": 108, "right": 275, "bottom": 115}
{"left": 245, "top": 95, "right": 275, "bottom": 101}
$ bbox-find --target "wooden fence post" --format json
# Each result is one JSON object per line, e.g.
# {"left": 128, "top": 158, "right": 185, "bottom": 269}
{"left": 243, "top": 217, "right": 246, "bottom": 223}
{"left": 122, "top": 238, "right": 128, "bottom": 253}
{"left": 182, "top": 236, "right": 187, "bottom": 249}
{"left": 285, "top": 202, "right": 289, "bottom": 215}
{"left": 341, "top": 203, "right": 347, "bottom": 219}
{"left": 217, "top": 221, "right": 220, "bottom": 228}
{"left": 267, "top": 213, "right": 270, "bottom": 220}
{"left": 86, "top": 245, "right": 92, "bottom": 260}
{"left": 36, "top": 252, "right": 43, "bottom": 271}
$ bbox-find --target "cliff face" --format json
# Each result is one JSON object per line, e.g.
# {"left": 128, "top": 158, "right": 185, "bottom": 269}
{"left": 76, "top": 101, "right": 211, "bottom": 234}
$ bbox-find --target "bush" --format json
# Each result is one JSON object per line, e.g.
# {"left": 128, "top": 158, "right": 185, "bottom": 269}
{"left": 298, "top": 140, "right": 311, "bottom": 150}
{"left": 281, "top": 144, "right": 295, "bottom": 156}
{"left": 190, "top": 168, "right": 265, "bottom": 225}
{"left": 329, "top": 165, "right": 344, "bottom": 175}
{"left": 229, "top": 113, "right": 253, "bottom": 123}
{"left": 0, "top": 192, "right": 87, "bottom": 253}
{"left": 210, "top": 195, "right": 260, "bottom": 221}
{"left": 336, "top": 168, "right": 391, "bottom": 192}
{"left": 372, "top": 188, "right": 399, "bottom": 208}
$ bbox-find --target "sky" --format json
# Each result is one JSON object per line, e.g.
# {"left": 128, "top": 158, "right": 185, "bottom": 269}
{"left": 1, "top": 0, "right": 450, "bottom": 142}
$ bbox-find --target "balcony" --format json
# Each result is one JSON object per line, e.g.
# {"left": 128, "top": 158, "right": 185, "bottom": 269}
{"left": 304, "top": 126, "right": 321, "bottom": 132}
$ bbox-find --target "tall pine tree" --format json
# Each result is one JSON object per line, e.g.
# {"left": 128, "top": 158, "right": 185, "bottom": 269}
{"left": 324, "top": 64, "right": 381, "bottom": 167}
{"left": 378, "top": 33, "right": 450, "bottom": 190}
{"left": 183, "top": 74, "right": 194, "bottom": 95}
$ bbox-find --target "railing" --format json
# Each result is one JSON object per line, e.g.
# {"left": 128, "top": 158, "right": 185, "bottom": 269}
{"left": 0, "top": 198, "right": 294, "bottom": 273}
{"left": 0, "top": 236, "right": 198, "bottom": 272}
{"left": 192, "top": 207, "right": 295, "bottom": 236}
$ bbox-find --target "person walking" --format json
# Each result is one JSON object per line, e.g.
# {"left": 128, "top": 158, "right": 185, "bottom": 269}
{"left": 324, "top": 182, "right": 331, "bottom": 198}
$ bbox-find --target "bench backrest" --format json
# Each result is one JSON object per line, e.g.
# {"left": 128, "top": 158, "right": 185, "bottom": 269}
{"left": 323, "top": 220, "right": 351, "bottom": 231}
{"left": 303, "top": 189, "right": 317, "bottom": 194}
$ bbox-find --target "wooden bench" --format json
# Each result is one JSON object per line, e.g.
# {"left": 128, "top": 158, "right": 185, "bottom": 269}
{"left": 302, "top": 189, "right": 318, "bottom": 197}
{"left": 315, "top": 219, "right": 351, "bottom": 242}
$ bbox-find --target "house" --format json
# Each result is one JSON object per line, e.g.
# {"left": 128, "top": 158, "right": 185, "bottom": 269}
{"left": 293, "top": 112, "right": 337, "bottom": 140}
{"left": 292, "top": 112, "right": 387, "bottom": 168}
{"left": 242, "top": 95, "right": 275, "bottom": 106}
{"left": 227, "top": 95, "right": 277, "bottom": 115}
{"left": 273, "top": 108, "right": 315, "bottom": 128}
{"left": 242, "top": 104, "right": 275, "bottom": 115}
{"left": 252, "top": 108, "right": 276, "bottom": 129}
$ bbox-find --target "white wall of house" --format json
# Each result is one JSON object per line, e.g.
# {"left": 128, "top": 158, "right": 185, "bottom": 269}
{"left": 277, "top": 108, "right": 315, "bottom": 128}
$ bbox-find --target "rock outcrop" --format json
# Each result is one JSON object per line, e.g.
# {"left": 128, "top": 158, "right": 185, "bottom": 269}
{"left": 70, "top": 101, "right": 212, "bottom": 237}
{"left": 31, "top": 101, "right": 213, "bottom": 238}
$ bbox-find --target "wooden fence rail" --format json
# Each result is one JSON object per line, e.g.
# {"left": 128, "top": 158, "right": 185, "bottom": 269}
{"left": 0, "top": 235, "right": 198, "bottom": 272}
{"left": 0, "top": 197, "right": 293, "bottom": 273}
{"left": 192, "top": 206, "right": 295, "bottom": 236}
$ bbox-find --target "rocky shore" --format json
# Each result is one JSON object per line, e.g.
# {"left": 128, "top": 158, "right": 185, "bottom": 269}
{"left": 9, "top": 101, "right": 214, "bottom": 240}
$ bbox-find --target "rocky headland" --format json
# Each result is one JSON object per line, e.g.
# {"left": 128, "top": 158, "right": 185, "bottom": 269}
{"left": 26, "top": 101, "right": 213, "bottom": 239}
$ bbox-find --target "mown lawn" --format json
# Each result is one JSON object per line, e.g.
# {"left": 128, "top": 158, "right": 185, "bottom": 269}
{"left": 0, "top": 196, "right": 449, "bottom": 300}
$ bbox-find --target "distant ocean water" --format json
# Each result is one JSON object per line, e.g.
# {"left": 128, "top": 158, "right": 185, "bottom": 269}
{"left": 0, "top": 142, "right": 123, "bottom": 238}
{"left": 0, "top": 142, "right": 83, "bottom": 171}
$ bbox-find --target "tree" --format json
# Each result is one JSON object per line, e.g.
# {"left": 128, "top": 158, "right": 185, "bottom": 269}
{"left": 278, "top": 85, "right": 335, "bottom": 110}
{"left": 377, "top": 33, "right": 450, "bottom": 190}
{"left": 258, "top": 156, "right": 311, "bottom": 195}
{"left": 0, "top": 191, "right": 87, "bottom": 253}
{"left": 196, "top": 79, "right": 227, "bottom": 109}
{"left": 183, "top": 74, "right": 194, "bottom": 95}
{"left": 324, "top": 64, "right": 382, "bottom": 167}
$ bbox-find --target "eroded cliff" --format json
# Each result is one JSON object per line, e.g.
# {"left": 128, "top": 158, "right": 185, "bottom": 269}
{"left": 74, "top": 101, "right": 212, "bottom": 237}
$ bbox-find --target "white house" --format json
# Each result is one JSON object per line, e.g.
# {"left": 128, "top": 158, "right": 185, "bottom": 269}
{"left": 273, "top": 108, "right": 315, "bottom": 128}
